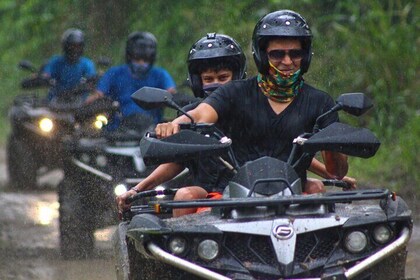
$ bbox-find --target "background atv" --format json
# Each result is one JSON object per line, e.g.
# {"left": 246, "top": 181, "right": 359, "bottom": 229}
{"left": 113, "top": 88, "right": 413, "bottom": 280}
{"left": 58, "top": 113, "right": 192, "bottom": 259}
{"left": 7, "top": 59, "right": 112, "bottom": 189}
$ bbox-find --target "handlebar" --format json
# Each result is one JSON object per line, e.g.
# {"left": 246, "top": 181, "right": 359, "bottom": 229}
{"left": 322, "top": 179, "right": 351, "bottom": 189}
{"left": 126, "top": 188, "right": 179, "bottom": 204}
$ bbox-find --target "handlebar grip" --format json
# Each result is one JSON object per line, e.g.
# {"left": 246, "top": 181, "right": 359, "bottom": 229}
{"left": 126, "top": 188, "right": 179, "bottom": 204}
{"left": 322, "top": 179, "right": 351, "bottom": 189}
{"left": 145, "top": 131, "right": 157, "bottom": 138}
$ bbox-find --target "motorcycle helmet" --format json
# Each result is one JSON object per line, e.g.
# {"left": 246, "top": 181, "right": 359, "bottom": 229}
{"left": 187, "top": 33, "right": 246, "bottom": 98}
{"left": 61, "top": 28, "right": 85, "bottom": 63}
{"left": 252, "top": 10, "right": 312, "bottom": 75}
{"left": 125, "top": 31, "right": 157, "bottom": 65}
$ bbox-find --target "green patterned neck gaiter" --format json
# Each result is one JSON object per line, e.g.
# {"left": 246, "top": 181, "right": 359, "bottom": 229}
{"left": 257, "top": 62, "right": 304, "bottom": 103}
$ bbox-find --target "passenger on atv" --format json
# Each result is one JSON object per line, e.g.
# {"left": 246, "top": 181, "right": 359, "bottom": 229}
{"left": 116, "top": 32, "right": 247, "bottom": 216}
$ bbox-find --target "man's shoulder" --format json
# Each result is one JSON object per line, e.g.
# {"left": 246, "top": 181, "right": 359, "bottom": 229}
{"left": 79, "top": 56, "right": 95, "bottom": 65}
{"left": 48, "top": 55, "right": 64, "bottom": 64}
{"left": 105, "top": 64, "right": 128, "bottom": 74}
{"left": 149, "top": 66, "right": 171, "bottom": 75}
{"left": 221, "top": 76, "right": 257, "bottom": 92}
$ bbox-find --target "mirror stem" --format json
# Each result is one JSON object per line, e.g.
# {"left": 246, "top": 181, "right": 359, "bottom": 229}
{"left": 313, "top": 103, "right": 343, "bottom": 132}
{"left": 165, "top": 98, "right": 195, "bottom": 124}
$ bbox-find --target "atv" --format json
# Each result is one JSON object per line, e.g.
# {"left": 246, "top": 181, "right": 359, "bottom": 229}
{"left": 7, "top": 59, "right": 113, "bottom": 189}
{"left": 58, "top": 112, "right": 193, "bottom": 259}
{"left": 113, "top": 87, "right": 413, "bottom": 280}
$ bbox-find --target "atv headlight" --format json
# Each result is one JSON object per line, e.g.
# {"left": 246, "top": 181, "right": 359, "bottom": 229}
{"left": 373, "top": 224, "right": 392, "bottom": 244}
{"left": 344, "top": 231, "right": 368, "bottom": 253}
{"left": 114, "top": 184, "right": 128, "bottom": 196}
{"left": 197, "top": 239, "right": 219, "bottom": 261}
{"left": 95, "top": 155, "right": 107, "bottom": 167}
{"left": 39, "top": 117, "right": 54, "bottom": 132}
{"left": 80, "top": 153, "right": 91, "bottom": 163}
{"left": 168, "top": 237, "right": 187, "bottom": 256}
{"left": 94, "top": 114, "right": 108, "bottom": 129}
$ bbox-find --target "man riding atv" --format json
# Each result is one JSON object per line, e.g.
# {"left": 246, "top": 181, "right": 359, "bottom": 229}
{"left": 42, "top": 28, "right": 97, "bottom": 103}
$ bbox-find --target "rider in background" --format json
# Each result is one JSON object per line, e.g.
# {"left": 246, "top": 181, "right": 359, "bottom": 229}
{"left": 42, "top": 28, "right": 96, "bottom": 102}
{"left": 86, "top": 31, "right": 176, "bottom": 128}
{"left": 116, "top": 33, "right": 246, "bottom": 216}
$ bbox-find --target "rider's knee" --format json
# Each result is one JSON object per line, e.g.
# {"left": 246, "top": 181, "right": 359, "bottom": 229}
{"left": 174, "top": 186, "right": 208, "bottom": 201}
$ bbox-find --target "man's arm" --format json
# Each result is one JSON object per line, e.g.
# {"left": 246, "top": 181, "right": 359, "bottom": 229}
{"left": 116, "top": 162, "right": 185, "bottom": 212}
{"left": 320, "top": 151, "right": 348, "bottom": 179}
{"left": 155, "top": 103, "right": 218, "bottom": 138}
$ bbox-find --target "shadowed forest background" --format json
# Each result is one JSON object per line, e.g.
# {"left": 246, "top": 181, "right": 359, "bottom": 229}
{"left": 0, "top": 0, "right": 418, "bottom": 195}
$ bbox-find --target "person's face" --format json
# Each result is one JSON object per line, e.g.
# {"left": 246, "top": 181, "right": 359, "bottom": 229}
{"left": 266, "top": 38, "right": 303, "bottom": 77}
{"left": 200, "top": 68, "right": 233, "bottom": 86}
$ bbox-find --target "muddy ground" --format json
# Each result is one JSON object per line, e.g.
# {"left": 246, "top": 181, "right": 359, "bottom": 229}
{"left": 0, "top": 149, "right": 418, "bottom": 280}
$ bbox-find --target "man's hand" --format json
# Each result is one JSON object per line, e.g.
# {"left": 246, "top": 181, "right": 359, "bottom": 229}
{"left": 85, "top": 91, "right": 104, "bottom": 104}
{"left": 155, "top": 122, "right": 180, "bottom": 138}
{"left": 116, "top": 188, "right": 138, "bottom": 213}
{"left": 342, "top": 176, "right": 357, "bottom": 191}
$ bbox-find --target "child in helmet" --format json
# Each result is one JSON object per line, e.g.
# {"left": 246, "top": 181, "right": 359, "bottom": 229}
{"left": 116, "top": 33, "right": 247, "bottom": 216}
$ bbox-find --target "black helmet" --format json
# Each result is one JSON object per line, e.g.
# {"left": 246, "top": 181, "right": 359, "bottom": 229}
{"left": 187, "top": 33, "right": 246, "bottom": 98}
{"left": 252, "top": 10, "right": 312, "bottom": 75}
{"left": 125, "top": 31, "right": 157, "bottom": 64}
{"left": 61, "top": 28, "right": 85, "bottom": 63}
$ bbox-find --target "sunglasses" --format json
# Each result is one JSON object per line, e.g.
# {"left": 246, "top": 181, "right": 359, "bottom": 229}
{"left": 267, "top": 49, "right": 305, "bottom": 61}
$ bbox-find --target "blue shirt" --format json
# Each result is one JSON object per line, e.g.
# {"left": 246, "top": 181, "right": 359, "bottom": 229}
{"left": 97, "top": 64, "right": 176, "bottom": 124}
{"left": 43, "top": 55, "right": 96, "bottom": 101}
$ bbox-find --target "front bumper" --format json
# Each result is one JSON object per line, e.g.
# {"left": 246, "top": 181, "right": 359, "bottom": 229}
{"left": 143, "top": 227, "right": 411, "bottom": 280}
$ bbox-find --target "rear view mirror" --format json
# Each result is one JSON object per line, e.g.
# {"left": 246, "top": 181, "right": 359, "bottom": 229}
{"left": 131, "top": 87, "right": 195, "bottom": 123}
{"left": 131, "top": 87, "right": 173, "bottom": 110}
{"left": 18, "top": 60, "right": 37, "bottom": 73}
{"left": 336, "top": 93, "right": 373, "bottom": 116}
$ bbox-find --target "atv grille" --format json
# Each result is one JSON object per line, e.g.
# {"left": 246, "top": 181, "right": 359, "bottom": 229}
{"left": 223, "top": 233, "right": 277, "bottom": 265}
{"left": 295, "top": 228, "right": 340, "bottom": 263}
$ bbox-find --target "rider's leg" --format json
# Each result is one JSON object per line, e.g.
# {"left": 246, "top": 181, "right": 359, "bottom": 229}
{"left": 173, "top": 186, "right": 208, "bottom": 217}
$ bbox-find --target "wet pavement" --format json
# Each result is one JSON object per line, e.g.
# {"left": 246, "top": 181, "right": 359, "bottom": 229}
{"left": 0, "top": 150, "right": 418, "bottom": 279}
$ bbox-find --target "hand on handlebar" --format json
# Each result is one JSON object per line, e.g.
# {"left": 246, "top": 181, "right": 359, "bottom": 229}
{"left": 342, "top": 176, "right": 357, "bottom": 191}
{"left": 116, "top": 188, "right": 138, "bottom": 213}
{"left": 155, "top": 122, "right": 180, "bottom": 138}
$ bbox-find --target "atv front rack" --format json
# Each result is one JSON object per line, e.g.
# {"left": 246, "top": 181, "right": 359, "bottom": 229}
{"left": 150, "top": 189, "right": 391, "bottom": 213}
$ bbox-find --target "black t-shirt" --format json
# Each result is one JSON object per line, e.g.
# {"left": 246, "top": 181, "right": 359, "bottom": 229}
{"left": 204, "top": 76, "right": 338, "bottom": 181}
{"left": 180, "top": 101, "right": 233, "bottom": 193}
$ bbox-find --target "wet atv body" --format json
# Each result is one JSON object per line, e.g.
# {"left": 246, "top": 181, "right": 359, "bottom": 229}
{"left": 114, "top": 132, "right": 412, "bottom": 280}
{"left": 112, "top": 88, "right": 413, "bottom": 279}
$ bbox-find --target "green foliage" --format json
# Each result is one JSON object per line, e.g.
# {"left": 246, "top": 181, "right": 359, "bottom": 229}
{"left": 0, "top": 0, "right": 418, "bottom": 194}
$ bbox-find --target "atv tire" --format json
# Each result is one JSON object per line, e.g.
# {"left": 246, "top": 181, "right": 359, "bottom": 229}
{"left": 6, "top": 133, "right": 38, "bottom": 189}
{"left": 58, "top": 178, "right": 95, "bottom": 259}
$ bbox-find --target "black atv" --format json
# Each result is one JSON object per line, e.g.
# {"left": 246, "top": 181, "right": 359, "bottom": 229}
{"left": 58, "top": 112, "right": 193, "bottom": 259}
{"left": 7, "top": 59, "right": 113, "bottom": 189}
{"left": 113, "top": 88, "right": 413, "bottom": 280}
